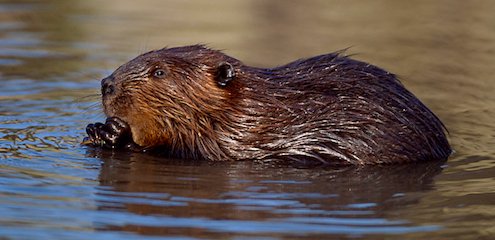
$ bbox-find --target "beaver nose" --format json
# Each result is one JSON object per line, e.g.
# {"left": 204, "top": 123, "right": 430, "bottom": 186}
{"left": 101, "top": 76, "right": 115, "bottom": 96}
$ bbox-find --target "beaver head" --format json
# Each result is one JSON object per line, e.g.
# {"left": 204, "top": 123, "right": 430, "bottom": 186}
{"left": 101, "top": 45, "right": 245, "bottom": 159}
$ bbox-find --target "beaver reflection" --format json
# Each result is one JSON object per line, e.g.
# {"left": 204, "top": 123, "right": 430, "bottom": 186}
{"left": 89, "top": 149, "right": 446, "bottom": 237}
{"left": 84, "top": 45, "right": 451, "bottom": 165}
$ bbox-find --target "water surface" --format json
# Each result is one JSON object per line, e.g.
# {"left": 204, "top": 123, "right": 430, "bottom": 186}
{"left": 1, "top": 1, "right": 495, "bottom": 239}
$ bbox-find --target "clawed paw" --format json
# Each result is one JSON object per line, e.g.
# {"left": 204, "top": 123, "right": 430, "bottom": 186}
{"left": 83, "top": 117, "right": 131, "bottom": 149}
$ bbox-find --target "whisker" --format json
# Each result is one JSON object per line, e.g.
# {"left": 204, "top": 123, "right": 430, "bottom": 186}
{"left": 74, "top": 94, "right": 101, "bottom": 103}
{"left": 80, "top": 102, "right": 102, "bottom": 112}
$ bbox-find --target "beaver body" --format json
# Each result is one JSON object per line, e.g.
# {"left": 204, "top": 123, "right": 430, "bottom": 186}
{"left": 85, "top": 45, "right": 451, "bottom": 165}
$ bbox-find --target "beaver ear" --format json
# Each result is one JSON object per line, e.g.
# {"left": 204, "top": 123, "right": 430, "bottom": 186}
{"left": 216, "top": 62, "right": 236, "bottom": 87}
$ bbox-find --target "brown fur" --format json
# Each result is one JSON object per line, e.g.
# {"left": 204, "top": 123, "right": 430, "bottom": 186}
{"left": 101, "top": 45, "right": 451, "bottom": 165}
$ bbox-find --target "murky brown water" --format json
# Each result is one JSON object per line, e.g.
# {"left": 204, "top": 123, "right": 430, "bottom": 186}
{"left": 1, "top": 0, "right": 494, "bottom": 239}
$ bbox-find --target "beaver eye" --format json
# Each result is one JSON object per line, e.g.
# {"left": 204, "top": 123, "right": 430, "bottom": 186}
{"left": 153, "top": 69, "right": 166, "bottom": 78}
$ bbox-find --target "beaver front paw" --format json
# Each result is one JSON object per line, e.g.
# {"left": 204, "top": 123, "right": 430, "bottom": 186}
{"left": 83, "top": 117, "right": 133, "bottom": 149}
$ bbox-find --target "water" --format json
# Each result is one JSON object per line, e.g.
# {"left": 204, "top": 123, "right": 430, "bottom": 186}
{"left": 1, "top": 0, "right": 494, "bottom": 239}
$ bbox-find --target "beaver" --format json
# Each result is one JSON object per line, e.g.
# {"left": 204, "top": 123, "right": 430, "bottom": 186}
{"left": 83, "top": 44, "right": 451, "bottom": 165}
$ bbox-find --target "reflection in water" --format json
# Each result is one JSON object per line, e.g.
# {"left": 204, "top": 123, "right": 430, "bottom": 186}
{"left": 0, "top": 0, "right": 495, "bottom": 239}
{"left": 88, "top": 148, "right": 445, "bottom": 238}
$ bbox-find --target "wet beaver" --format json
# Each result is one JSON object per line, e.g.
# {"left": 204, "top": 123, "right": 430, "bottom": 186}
{"left": 84, "top": 45, "right": 451, "bottom": 165}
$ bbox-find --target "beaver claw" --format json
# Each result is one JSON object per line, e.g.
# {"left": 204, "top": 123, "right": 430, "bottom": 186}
{"left": 83, "top": 117, "right": 132, "bottom": 149}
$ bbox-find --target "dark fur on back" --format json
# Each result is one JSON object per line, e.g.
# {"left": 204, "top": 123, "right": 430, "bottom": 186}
{"left": 103, "top": 45, "right": 451, "bottom": 165}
